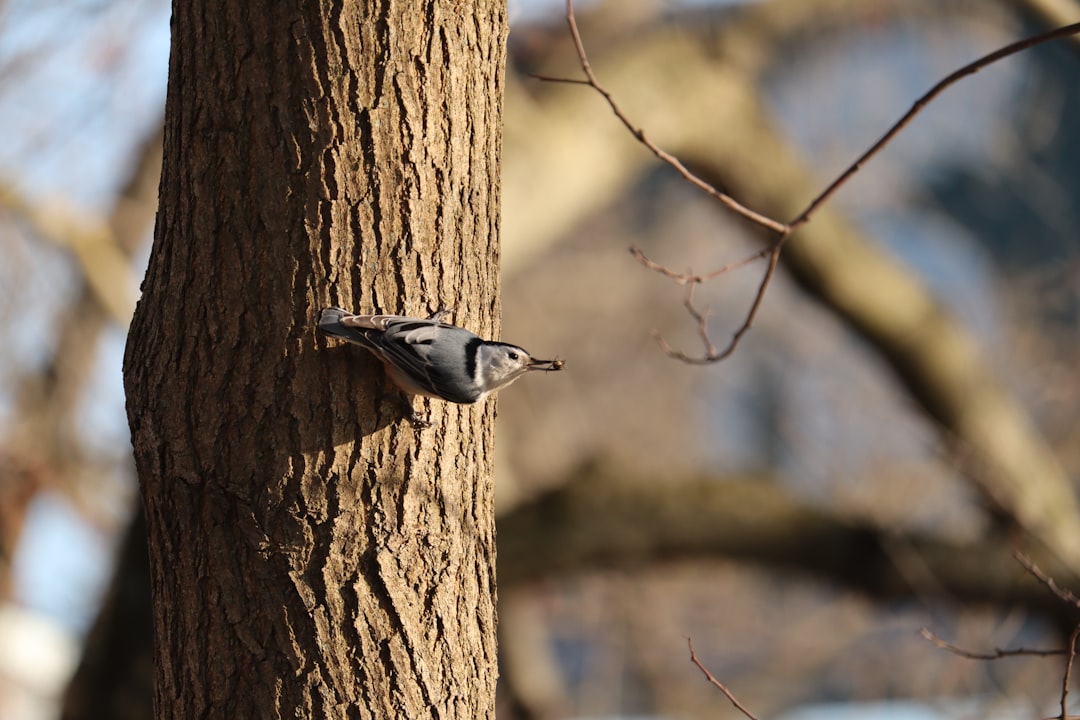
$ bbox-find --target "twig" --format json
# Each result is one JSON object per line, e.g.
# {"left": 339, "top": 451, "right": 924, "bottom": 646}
{"left": 630, "top": 239, "right": 786, "bottom": 361}
{"left": 789, "top": 20, "right": 1080, "bottom": 230}
{"left": 542, "top": 1, "right": 1080, "bottom": 362}
{"left": 629, "top": 246, "right": 699, "bottom": 283}
{"left": 921, "top": 623, "right": 1080, "bottom": 719}
{"left": 924, "top": 554, "right": 1080, "bottom": 720}
{"left": 1061, "top": 626, "right": 1080, "bottom": 720}
{"left": 1014, "top": 551, "right": 1080, "bottom": 609}
{"left": 550, "top": 0, "right": 791, "bottom": 361}
{"left": 682, "top": 281, "right": 717, "bottom": 358}
{"left": 550, "top": 1, "right": 787, "bottom": 235}
{"left": 630, "top": 244, "right": 774, "bottom": 283}
{"left": 919, "top": 627, "right": 1067, "bottom": 659}
{"left": 687, "top": 637, "right": 761, "bottom": 720}
{"left": 1012, "top": 554, "right": 1080, "bottom": 719}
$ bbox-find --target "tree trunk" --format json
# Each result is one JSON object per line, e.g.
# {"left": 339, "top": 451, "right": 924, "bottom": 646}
{"left": 59, "top": 509, "right": 153, "bottom": 720}
{"left": 123, "top": 2, "right": 507, "bottom": 718}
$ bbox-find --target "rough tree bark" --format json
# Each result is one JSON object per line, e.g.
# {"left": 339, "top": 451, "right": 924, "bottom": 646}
{"left": 123, "top": 2, "right": 507, "bottom": 718}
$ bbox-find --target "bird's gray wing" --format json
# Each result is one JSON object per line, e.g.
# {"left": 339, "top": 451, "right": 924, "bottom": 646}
{"left": 376, "top": 321, "right": 482, "bottom": 403}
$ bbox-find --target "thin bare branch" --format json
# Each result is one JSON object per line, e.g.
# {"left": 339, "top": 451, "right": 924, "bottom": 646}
{"left": 630, "top": 244, "right": 773, "bottom": 283}
{"left": 629, "top": 246, "right": 699, "bottom": 284}
{"left": 681, "top": 281, "right": 717, "bottom": 359}
{"left": 790, "top": 19, "right": 1080, "bottom": 229}
{"left": 527, "top": 73, "right": 591, "bottom": 86}
{"left": 1015, "top": 551, "right": 1080, "bottom": 609}
{"left": 557, "top": 0, "right": 787, "bottom": 236}
{"left": 919, "top": 627, "right": 1067, "bottom": 659}
{"left": 687, "top": 637, "right": 760, "bottom": 720}
{"left": 544, "top": 0, "right": 1080, "bottom": 363}
{"left": 923, "top": 555, "right": 1080, "bottom": 720}
{"left": 698, "top": 245, "right": 776, "bottom": 281}
{"left": 1061, "top": 626, "right": 1080, "bottom": 720}
{"left": 634, "top": 234, "right": 789, "bottom": 363}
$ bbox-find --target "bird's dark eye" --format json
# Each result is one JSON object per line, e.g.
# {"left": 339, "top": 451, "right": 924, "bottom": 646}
{"left": 507, "top": 351, "right": 519, "bottom": 361}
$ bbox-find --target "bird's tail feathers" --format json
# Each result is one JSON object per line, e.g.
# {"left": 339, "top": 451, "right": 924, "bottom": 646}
{"left": 318, "top": 307, "right": 378, "bottom": 347}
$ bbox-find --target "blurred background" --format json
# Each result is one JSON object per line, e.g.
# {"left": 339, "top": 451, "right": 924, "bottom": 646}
{"left": 1, "top": 0, "right": 1079, "bottom": 718}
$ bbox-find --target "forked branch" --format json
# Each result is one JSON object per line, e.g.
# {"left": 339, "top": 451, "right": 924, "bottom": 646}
{"left": 540, "top": 1, "right": 1080, "bottom": 362}
{"left": 922, "top": 553, "right": 1080, "bottom": 719}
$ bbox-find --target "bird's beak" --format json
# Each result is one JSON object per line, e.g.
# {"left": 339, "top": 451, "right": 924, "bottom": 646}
{"left": 528, "top": 357, "right": 565, "bottom": 372}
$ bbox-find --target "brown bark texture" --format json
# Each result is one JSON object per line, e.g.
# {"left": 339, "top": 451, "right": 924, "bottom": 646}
{"left": 123, "top": 2, "right": 507, "bottom": 719}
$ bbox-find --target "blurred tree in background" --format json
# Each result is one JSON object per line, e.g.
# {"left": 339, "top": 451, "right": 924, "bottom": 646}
{"left": 0, "top": 0, "right": 1078, "bottom": 718}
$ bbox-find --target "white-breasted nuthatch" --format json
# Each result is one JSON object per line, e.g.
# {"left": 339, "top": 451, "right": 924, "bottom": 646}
{"left": 319, "top": 306, "right": 564, "bottom": 426}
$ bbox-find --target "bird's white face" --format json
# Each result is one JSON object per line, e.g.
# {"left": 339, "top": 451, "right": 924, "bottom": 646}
{"left": 477, "top": 342, "right": 562, "bottom": 397}
{"left": 479, "top": 343, "right": 536, "bottom": 391}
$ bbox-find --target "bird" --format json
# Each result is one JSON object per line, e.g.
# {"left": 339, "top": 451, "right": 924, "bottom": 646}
{"left": 318, "top": 306, "right": 563, "bottom": 426}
